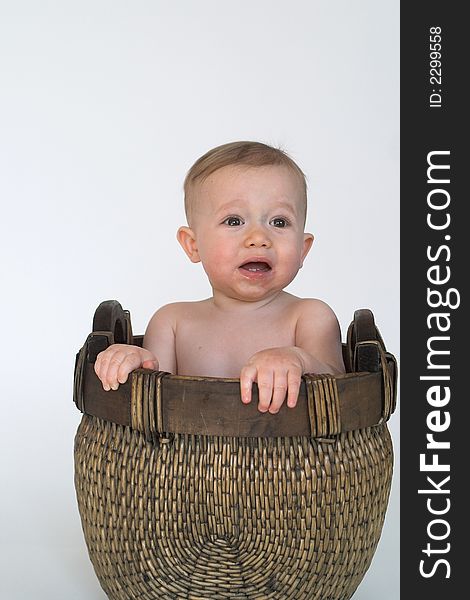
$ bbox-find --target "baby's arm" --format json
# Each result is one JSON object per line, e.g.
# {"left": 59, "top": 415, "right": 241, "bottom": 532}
{"left": 142, "top": 304, "right": 178, "bottom": 373}
{"left": 94, "top": 304, "right": 177, "bottom": 390}
{"left": 240, "top": 300, "right": 344, "bottom": 413}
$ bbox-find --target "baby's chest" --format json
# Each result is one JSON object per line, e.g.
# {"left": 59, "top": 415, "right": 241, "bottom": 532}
{"left": 175, "top": 317, "right": 297, "bottom": 377}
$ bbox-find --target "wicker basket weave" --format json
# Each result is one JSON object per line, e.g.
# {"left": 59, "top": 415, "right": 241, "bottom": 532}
{"left": 74, "top": 302, "right": 396, "bottom": 600}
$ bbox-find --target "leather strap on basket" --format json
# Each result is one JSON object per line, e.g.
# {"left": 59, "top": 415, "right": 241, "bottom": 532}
{"left": 76, "top": 362, "right": 392, "bottom": 438}
{"left": 354, "top": 340, "right": 394, "bottom": 423}
{"left": 73, "top": 331, "right": 115, "bottom": 413}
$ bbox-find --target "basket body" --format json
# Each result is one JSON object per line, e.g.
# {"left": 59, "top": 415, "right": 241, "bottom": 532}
{"left": 74, "top": 414, "right": 393, "bottom": 600}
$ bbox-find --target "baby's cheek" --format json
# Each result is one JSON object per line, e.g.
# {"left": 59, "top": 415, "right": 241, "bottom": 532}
{"left": 203, "top": 252, "right": 232, "bottom": 282}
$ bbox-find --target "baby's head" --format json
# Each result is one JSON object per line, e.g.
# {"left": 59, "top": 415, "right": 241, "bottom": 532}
{"left": 178, "top": 141, "right": 314, "bottom": 302}
{"left": 183, "top": 141, "right": 307, "bottom": 228}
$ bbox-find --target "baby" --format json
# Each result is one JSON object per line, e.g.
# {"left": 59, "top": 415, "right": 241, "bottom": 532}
{"left": 95, "top": 141, "right": 345, "bottom": 413}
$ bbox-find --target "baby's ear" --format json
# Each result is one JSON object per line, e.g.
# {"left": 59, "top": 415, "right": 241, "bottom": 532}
{"left": 300, "top": 233, "right": 314, "bottom": 266}
{"left": 177, "top": 226, "right": 201, "bottom": 263}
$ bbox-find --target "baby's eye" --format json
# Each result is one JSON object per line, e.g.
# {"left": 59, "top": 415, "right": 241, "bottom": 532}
{"left": 223, "top": 216, "right": 244, "bottom": 227}
{"left": 270, "top": 217, "right": 289, "bottom": 228}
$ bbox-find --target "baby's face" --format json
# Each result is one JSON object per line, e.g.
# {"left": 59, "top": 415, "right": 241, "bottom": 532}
{"left": 181, "top": 164, "right": 313, "bottom": 303}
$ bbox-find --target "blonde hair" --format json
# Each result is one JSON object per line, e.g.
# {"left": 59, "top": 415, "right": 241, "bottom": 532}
{"left": 183, "top": 141, "right": 308, "bottom": 225}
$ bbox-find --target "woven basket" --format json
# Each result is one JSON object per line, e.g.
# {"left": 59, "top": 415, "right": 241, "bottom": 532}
{"left": 74, "top": 302, "right": 397, "bottom": 600}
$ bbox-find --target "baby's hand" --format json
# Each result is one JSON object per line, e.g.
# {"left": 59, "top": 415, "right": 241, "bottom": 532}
{"left": 240, "top": 347, "right": 304, "bottom": 414}
{"left": 94, "top": 344, "right": 158, "bottom": 391}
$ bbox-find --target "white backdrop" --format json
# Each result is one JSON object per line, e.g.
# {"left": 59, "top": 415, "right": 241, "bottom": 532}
{"left": 0, "top": 1, "right": 399, "bottom": 598}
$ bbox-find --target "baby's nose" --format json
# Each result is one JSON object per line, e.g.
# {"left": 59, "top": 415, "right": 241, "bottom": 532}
{"left": 244, "top": 225, "right": 272, "bottom": 248}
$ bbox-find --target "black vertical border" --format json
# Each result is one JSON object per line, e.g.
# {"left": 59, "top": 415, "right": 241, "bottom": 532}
{"left": 401, "top": 2, "right": 466, "bottom": 597}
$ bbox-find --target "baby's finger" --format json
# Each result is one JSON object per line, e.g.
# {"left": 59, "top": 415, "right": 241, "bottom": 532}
{"left": 240, "top": 365, "right": 257, "bottom": 404}
{"left": 116, "top": 353, "right": 142, "bottom": 385}
{"left": 269, "top": 374, "right": 288, "bottom": 414}
{"left": 256, "top": 369, "right": 274, "bottom": 413}
{"left": 94, "top": 351, "right": 103, "bottom": 378}
{"left": 95, "top": 349, "right": 112, "bottom": 390}
{"left": 105, "top": 350, "right": 129, "bottom": 390}
{"left": 286, "top": 370, "right": 302, "bottom": 408}
{"left": 142, "top": 359, "right": 158, "bottom": 370}
{"left": 94, "top": 349, "right": 110, "bottom": 376}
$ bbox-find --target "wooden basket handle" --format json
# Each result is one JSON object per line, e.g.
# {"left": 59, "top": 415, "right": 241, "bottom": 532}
{"left": 347, "top": 309, "right": 386, "bottom": 373}
{"left": 92, "top": 300, "right": 133, "bottom": 344}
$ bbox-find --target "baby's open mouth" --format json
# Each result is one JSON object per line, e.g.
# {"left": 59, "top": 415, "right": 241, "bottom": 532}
{"left": 239, "top": 261, "right": 272, "bottom": 273}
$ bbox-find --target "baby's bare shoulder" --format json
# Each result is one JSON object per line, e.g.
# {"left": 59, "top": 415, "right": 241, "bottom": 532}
{"left": 146, "top": 300, "right": 208, "bottom": 330}
{"left": 290, "top": 297, "right": 341, "bottom": 337}
{"left": 289, "top": 296, "right": 338, "bottom": 321}
{"left": 292, "top": 297, "right": 341, "bottom": 344}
